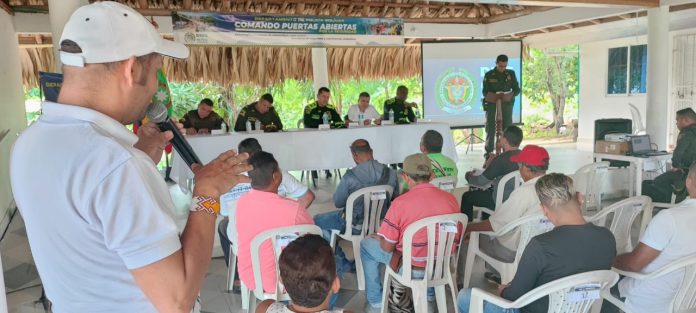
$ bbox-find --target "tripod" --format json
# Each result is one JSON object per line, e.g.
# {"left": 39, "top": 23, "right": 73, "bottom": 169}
{"left": 465, "top": 128, "right": 485, "bottom": 154}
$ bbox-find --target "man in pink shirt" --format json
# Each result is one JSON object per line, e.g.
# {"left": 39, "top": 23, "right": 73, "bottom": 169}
{"left": 360, "top": 153, "right": 460, "bottom": 312}
{"left": 236, "top": 151, "right": 314, "bottom": 294}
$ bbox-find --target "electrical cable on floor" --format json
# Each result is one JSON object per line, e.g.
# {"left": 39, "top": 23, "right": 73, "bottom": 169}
{"left": 0, "top": 205, "right": 18, "bottom": 243}
{"left": 6, "top": 283, "right": 42, "bottom": 295}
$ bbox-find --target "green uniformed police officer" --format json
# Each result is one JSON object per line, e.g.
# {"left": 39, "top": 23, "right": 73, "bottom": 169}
{"left": 643, "top": 108, "right": 696, "bottom": 203}
{"left": 383, "top": 85, "right": 416, "bottom": 124}
{"left": 483, "top": 54, "right": 520, "bottom": 158}
{"left": 234, "top": 93, "right": 283, "bottom": 132}
{"left": 303, "top": 87, "right": 345, "bottom": 129}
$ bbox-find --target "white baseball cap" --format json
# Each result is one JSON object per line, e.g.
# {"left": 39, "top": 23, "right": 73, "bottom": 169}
{"left": 59, "top": 1, "right": 189, "bottom": 67}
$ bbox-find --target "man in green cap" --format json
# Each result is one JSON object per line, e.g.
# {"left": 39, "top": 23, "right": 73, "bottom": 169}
{"left": 383, "top": 85, "right": 417, "bottom": 124}
{"left": 303, "top": 87, "right": 344, "bottom": 129}
{"left": 483, "top": 54, "right": 520, "bottom": 159}
{"left": 234, "top": 93, "right": 283, "bottom": 132}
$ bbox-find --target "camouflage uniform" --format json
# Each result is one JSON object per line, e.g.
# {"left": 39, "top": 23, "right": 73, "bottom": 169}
{"left": 482, "top": 68, "right": 520, "bottom": 155}
{"left": 383, "top": 98, "right": 415, "bottom": 124}
{"left": 303, "top": 101, "right": 345, "bottom": 128}
{"left": 642, "top": 124, "right": 696, "bottom": 203}
{"left": 233, "top": 102, "right": 283, "bottom": 132}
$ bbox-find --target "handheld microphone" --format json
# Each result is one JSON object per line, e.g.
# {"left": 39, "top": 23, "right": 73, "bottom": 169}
{"left": 146, "top": 103, "right": 201, "bottom": 169}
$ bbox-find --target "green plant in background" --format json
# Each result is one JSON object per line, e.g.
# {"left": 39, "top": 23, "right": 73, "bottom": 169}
{"left": 522, "top": 45, "right": 579, "bottom": 135}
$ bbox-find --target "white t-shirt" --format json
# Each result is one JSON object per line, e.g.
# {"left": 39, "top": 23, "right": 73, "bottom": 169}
{"left": 619, "top": 198, "right": 696, "bottom": 313}
{"left": 488, "top": 176, "right": 543, "bottom": 250}
{"left": 222, "top": 172, "right": 308, "bottom": 244}
{"left": 346, "top": 104, "right": 381, "bottom": 123}
{"left": 10, "top": 102, "right": 181, "bottom": 312}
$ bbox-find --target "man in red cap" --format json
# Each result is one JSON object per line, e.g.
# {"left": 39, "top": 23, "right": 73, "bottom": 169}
{"left": 463, "top": 145, "right": 549, "bottom": 284}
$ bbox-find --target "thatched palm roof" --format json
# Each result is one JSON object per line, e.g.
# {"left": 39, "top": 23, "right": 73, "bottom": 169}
{"left": 19, "top": 44, "right": 421, "bottom": 88}
{"left": 9, "top": 0, "right": 549, "bottom": 24}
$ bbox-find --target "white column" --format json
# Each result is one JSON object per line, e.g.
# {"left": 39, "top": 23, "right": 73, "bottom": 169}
{"left": 646, "top": 6, "right": 670, "bottom": 150}
{"left": 48, "top": 0, "right": 87, "bottom": 72}
{"left": 311, "top": 48, "right": 330, "bottom": 93}
{"left": 0, "top": 10, "right": 29, "bottom": 238}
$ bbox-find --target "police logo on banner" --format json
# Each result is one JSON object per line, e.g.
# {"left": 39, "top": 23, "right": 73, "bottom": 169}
{"left": 435, "top": 68, "right": 476, "bottom": 114}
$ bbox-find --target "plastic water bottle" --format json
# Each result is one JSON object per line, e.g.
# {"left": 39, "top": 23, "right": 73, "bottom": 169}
{"left": 358, "top": 112, "right": 365, "bottom": 125}
{"left": 221, "top": 122, "right": 227, "bottom": 133}
{"left": 322, "top": 112, "right": 330, "bottom": 125}
{"left": 414, "top": 106, "right": 419, "bottom": 123}
{"left": 388, "top": 109, "right": 395, "bottom": 122}
{"left": 254, "top": 120, "right": 261, "bottom": 131}
{"left": 245, "top": 120, "right": 252, "bottom": 131}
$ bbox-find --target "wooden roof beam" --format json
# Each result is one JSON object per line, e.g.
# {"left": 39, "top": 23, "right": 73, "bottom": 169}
{"left": 1, "top": 0, "right": 14, "bottom": 15}
{"left": 442, "top": 0, "right": 657, "bottom": 8}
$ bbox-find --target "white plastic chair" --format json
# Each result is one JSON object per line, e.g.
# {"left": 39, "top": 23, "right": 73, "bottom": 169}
{"left": 469, "top": 270, "right": 619, "bottom": 313}
{"left": 602, "top": 253, "right": 696, "bottom": 313}
{"left": 379, "top": 213, "right": 467, "bottom": 313}
{"left": 654, "top": 193, "right": 679, "bottom": 210}
{"left": 628, "top": 103, "right": 646, "bottom": 135}
{"left": 463, "top": 214, "right": 553, "bottom": 288}
{"left": 472, "top": 171, "right": 523, "bottom": 222}
{"left": 241, "top": 224, "right": 322, "bottom": 312}
{"left": 431, "top": 176, "right": 457, "bottom": 193}
{"left": 330, "top": 185, "right": 394, "bottom": 290}
{"left": 574, "top": 162, "right": 610, "bottom": 215}
{"left": 585, "top": 196, "right": 651, "bottom": 254}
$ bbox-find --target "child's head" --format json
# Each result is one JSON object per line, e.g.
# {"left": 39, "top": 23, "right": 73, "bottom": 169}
{"left": 278, "top": 234, "right": 339, "bottom": 309}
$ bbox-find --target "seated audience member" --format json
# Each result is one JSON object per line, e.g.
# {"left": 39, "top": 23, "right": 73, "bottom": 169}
{"left": 313, "top": 139, "right": 399, "bottom": 274}
{"left": 346, "top": 92, "right": 382, "bottom": 126}
{"left": 464, "top": 145, "right": 549, "bottom": 283}
{"left": 461, "top": 126, "right": 523, "bottom": 221}
{"left": 360, "top": 153, "right": 460, "bottom": 312}
{"left": 217, "top": 138, "right": 314, "bottom": 281}
{"left": 182, "top": 98, "right": 224, "bottom": 134}
{"left": 402, "top": 130, "right": 459, "bottom": 192}
{"left": 236, "top": 151, "right": 314, "bottom": 294}
{"left": 611, "top": 162, "right": 696, "bottom": 313}
{"left": 422, "top": 130, "right": 458, "bottom": 178}
{"left": 642, "top": 108, "right": 696, "bottom": 203}
{"left": 234, "top": 93, "right": 283, "bottom": 132}
{"left": 457, "top": 173, "right": 617, "bottom": 313}
{"left": 255, "top": 234, "right": 353, "bottom": 313}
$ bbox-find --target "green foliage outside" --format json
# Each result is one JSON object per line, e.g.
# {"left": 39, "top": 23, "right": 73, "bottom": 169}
{"left": 522, "top": 45, "right": 579, "bottom": 137}
{"left": 22, "top": 46, "right": 579, "bottom": 147}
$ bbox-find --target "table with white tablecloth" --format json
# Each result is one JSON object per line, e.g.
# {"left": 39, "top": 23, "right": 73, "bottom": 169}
{"left": 171, "top": 122, "right": 457, "bottom": 190}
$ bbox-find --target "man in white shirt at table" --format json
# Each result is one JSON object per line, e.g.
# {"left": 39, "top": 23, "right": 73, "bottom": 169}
{"left": 346, "top": 92, "right": 382, "bottom": 126}
{"left": 610, "top": 162, "right": 696, "bottom": 313}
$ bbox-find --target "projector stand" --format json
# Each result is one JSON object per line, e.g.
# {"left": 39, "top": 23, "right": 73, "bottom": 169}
{"left": 465, "top": 129, "right": 484, "bottom": 154}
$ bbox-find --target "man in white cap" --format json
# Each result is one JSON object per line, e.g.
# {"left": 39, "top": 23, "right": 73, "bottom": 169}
{"left": 10, "top": 2, "right": 250, "bottom": 312}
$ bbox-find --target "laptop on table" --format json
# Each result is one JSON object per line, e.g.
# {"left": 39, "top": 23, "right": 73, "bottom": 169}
{"left": 628, "top": 135, "right": 669, "bottom": 157}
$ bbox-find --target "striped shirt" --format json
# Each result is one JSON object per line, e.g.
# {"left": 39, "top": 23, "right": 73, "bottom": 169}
{"left": 377, "top": 183, "right": 460, "bottom": 267}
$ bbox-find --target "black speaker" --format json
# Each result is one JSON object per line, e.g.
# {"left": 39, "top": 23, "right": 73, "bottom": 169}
{"left": 594, "top": 118, "right": 632, "bottom": 167}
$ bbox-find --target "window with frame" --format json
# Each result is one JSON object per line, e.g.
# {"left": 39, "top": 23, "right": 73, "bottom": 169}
{"left": 607, "top": 44, "right": 647, "bottom": 95}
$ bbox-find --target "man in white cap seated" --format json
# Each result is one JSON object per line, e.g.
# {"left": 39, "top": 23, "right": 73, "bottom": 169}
{"left": 10, "top": 2, "right": 250, "bottom": 312}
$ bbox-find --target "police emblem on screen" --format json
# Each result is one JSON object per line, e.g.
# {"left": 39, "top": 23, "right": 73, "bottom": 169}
{"left": 435, "top": 68, "right": 476, "bottom": 114}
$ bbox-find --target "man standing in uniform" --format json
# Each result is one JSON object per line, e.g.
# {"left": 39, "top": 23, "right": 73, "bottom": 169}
{"left": 182, "top": 98, "right": 225, "bottom": 134}
{"left": 303, "top": 87, "right": 344, "bottom": 128}
{"left": 234, "top": 93, "right": 283, "bottom": 132}
{"left": 383, "top": 85, "right": 417, "bottom": 124}
{"left": 642, "top": 108, "right": 696, "bottom": 203}
{"left": 483, "top": 54, "right": 520, "bottom": 159}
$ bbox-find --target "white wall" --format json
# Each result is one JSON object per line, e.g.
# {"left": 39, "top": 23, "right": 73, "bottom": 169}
{"left": 577, "top": 36, "right": 648, "bottom": 151}
{"left": 0, "top": 11, "right": 29, "bottom": 229}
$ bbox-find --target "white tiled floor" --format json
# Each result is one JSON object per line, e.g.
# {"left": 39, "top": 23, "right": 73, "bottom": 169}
{"left": 3, "top": 141, "right": 593, "bottom": 313}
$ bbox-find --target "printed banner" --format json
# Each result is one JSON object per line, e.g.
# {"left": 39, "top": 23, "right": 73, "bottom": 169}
{"left": 172, "top": 12, "right": 404, "bottom": 47}
{"left": 39, "top": 71, "right": 63, "bottom": 102}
